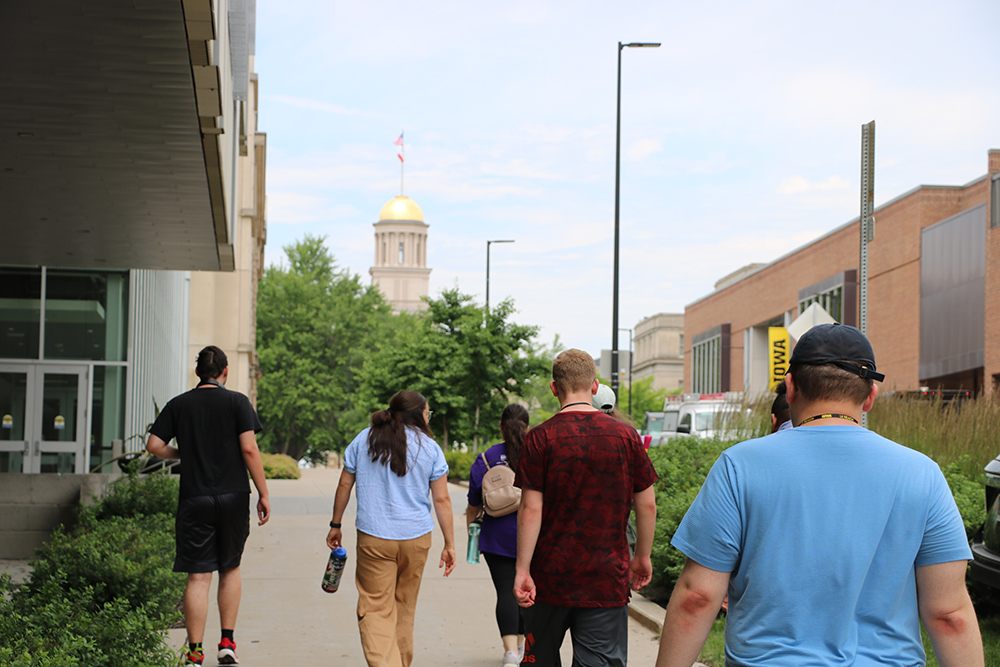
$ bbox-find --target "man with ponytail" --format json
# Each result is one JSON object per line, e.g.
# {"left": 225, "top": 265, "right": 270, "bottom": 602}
{"left": 514, "top": 349, "right": 657, "bottom": 667}
{"left": 146, "top": 345, "right": 270, "bottom": 666}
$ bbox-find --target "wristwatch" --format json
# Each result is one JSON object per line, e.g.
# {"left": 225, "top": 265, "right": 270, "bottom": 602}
{"left": 329, "top": 521, "right": 341, "bottom": 529}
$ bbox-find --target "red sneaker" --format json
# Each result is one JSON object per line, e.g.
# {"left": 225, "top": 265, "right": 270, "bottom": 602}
{"left": 218, "top": 637, "right": 239, "bottom": 665}
{"left": 184, "top": 646, "right": 204, "bottom": 666}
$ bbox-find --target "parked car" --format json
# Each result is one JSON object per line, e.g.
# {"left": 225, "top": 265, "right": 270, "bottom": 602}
{"left": 970, "top": 455, "right": 1000, "bottom": 600}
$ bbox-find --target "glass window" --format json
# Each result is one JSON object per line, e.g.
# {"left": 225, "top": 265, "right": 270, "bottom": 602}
{"left": 44, "top": 270, "right": 128, "bottom": 361}
{"left": 692, "top": 335, "right": 721, "bottom": 393}
{"left": 0, "top": 267, "right": 42, "bottom": 359}
{"left": 90, "top": 365, "right": 127, "bottom": 472}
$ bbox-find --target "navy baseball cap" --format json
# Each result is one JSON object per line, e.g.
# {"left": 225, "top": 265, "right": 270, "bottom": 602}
{"left": 789, "top": 323, "right": 885, "bottom": 382}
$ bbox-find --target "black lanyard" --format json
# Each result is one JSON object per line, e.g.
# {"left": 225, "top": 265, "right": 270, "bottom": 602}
{"left": 197, "top": 379, "right": 225, "bottom": 389}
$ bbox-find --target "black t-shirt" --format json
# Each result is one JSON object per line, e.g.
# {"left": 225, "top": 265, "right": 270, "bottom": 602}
{"left": 150, "top": 386, "right": 262, "bottom": 498}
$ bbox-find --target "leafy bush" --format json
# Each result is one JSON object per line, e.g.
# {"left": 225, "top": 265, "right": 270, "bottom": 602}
{"left": 81, "top": 466, "right": 178, "bottom": 522}
{"left": 28, "top": 514, "right": 184, "bottom": 620}
{"left": 0, "top": 469, "right": 186, "bottom": 666}
{"left": 0, "top": 575, "right": 178, "bottom": 667}
{"left": 941, "top": 457, "right": 986, "bottom": 542}
{"left": 261, "top": 452, "right": 301, "bottom": 479}
{"left": 645, "top": 437, "right": 731, "bottom": 599}
{"left": 444, "top": 450, "right": 476, "bottom": 480}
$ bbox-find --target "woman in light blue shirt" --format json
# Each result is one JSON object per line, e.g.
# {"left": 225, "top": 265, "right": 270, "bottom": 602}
{"left": 327, "top": 390, "right": 455, "bottom": 667}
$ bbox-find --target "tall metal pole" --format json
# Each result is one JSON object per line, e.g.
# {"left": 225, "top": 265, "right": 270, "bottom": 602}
{"left": 859, "top": 120, "right": 875, "bottom": 427}
{"left": 611, "top": 42, "right": 658, "bottom": 400}
{"left": 612, "top": 42, "right": 623, "bottom": 398}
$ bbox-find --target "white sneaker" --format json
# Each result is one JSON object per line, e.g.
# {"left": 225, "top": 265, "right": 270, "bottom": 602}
{"left": 503, "top": 650, "right": 520, "bottom": 666}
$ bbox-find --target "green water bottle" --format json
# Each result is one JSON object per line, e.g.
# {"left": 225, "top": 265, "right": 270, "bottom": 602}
{"left": 467, "top": 519, "right": 481, "bottom": 564}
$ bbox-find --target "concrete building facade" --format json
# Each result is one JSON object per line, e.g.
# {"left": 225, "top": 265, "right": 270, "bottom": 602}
{"left": 684, "top": 149, "right": 1000, "bottom": 397}
{"left": 632, "top": 313, "right": 685, "bottom": 392}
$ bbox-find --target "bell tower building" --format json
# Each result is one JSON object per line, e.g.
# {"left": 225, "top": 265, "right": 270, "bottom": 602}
{"left": 370, "top": 195, "right": 431, "bottom": 313}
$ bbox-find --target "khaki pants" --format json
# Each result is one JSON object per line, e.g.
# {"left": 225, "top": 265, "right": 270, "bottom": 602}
{"left": 355, "top": 530, "right": 432, "bottom": 667}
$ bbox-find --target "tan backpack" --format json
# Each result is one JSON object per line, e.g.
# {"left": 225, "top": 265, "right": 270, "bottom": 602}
{"left": 480, "top": 453, "right": 521, "bottom": 517}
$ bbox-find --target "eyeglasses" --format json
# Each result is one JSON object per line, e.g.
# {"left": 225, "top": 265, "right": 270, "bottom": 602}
{"left": 425, "top": 410, "right": 434, "bottom": 421}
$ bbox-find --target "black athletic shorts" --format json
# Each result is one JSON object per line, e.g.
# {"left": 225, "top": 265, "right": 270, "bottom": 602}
{"left": 174, "top": 492, "right": 251, "bottom": 573}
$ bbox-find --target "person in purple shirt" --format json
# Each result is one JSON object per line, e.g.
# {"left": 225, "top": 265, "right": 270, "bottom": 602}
{"left": 466, "top": 404, "right": 530, "bottom": 667}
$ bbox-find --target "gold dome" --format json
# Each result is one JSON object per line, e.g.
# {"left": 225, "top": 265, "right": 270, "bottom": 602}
{"left": 378, "top": 196, "right": 424, "bottom": 223}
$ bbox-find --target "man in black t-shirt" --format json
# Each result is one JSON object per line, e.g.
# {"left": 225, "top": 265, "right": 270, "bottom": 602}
{"left": 146, "top": 346, "right": 270, "bottom": 667}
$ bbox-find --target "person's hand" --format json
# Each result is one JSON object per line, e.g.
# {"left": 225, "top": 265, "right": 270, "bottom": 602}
{"left": 439, "top": 546, "right": 456, "bottom": 577}
{"left": 326, "top": 527, "right": 343, "bottom": 550}
{"left": 257, "top": 496, "right": 271, "bottom": 526}
{"left": 629, "top": 555, "right": 652, "bottom": 591}
{"left": 514, "top": 569, "right": 536, "bottom": 607}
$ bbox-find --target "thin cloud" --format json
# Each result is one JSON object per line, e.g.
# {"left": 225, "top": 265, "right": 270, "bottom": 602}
{"left": 777, "top": 175, "right": 851, "bottom": 195}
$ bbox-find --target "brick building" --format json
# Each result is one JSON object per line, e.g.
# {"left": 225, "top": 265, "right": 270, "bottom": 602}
{"left": 684, "top": 149, "right": 1000, "bottom": 396}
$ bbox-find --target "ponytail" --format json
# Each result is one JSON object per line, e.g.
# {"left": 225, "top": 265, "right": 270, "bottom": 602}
{"left": 499, "top": 404, "right": 530, "bottom": 471}
{"left": 367, "top": 391, "right": 433, "bottom": 476}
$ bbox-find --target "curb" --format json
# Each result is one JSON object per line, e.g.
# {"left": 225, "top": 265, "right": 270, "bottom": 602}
{"left": 627, "top": 591, "right": 664, "bottom": 634}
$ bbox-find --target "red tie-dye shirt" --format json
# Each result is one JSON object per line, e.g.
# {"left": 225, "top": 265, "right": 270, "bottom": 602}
{"left": 516, "top": 411, "right": 658, "bottom": 607}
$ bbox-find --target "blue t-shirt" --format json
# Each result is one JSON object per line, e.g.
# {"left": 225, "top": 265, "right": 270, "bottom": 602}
{"left": 673, "top": 425, "right": 972, "bottom": 667}
{"left": 344, "top": 426, "right": 449, "bottom": 541}
{"left": 468, "top": 442, "right": 518, "bottom": 559}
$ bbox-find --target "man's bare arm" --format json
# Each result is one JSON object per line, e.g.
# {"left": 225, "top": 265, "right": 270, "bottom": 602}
{"left": 514, "top": 488, "right": 544, "bottom": 607}
{"left": 629, "top": 485, "right": 657, "bottom": 589}
{"left": 239, "top": 430, "right": 270, "bottom": 525}
{"left": 145, "top": 433, "right": 179, "bottom": 460}
{"left": 916, "top": 560, "right": 984, "bottom": 667}
{"left": 655, "top": 558, "right": 729, "bottom": 667}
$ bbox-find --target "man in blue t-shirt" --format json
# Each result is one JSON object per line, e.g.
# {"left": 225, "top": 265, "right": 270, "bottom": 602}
{"left": 655, "top": 323, "right": 983, "bottom": 667}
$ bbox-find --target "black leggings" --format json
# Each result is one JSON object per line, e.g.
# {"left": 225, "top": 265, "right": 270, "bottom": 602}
{"left": 483, "top": 551, "right": 524, "bottom": 637}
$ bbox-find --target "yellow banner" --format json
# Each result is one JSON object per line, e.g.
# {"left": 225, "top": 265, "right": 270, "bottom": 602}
{"left": 768, "top": 327, "right": 790, "bottom": 391}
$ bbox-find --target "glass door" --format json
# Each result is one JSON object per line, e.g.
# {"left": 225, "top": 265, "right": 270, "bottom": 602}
{"left": 0, "top": 365, "right": 31, "bottom": 473}
{"left": 31, "top": 366, "right": 88, "bottom": 474}
{"left": 0, "top": 364, "right": 88, "bottom": 474}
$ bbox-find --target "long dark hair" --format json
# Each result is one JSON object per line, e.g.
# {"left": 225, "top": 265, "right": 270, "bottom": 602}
{"left": 500, "top": 404, "right": 530, "bottom": 471}
{"left": 368, "top": 390, "right": 433, "bottom": 477}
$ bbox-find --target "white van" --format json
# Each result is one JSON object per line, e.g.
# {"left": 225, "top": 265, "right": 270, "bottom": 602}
{"left": 654, "top": 393, "right": 738, "bottom": 444}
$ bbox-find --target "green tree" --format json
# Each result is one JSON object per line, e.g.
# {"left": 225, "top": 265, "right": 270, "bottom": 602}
{"left": 357, "top": 288, "right": 544, "bottom": 450}
{"left": 516, "top": 335, "right": 564, "bottom": 425}
{"left": 620, "top": 375, "right": 669, "bottom": 423}
{"left": 256, "top": 235, "right": 391, "bottom": 462}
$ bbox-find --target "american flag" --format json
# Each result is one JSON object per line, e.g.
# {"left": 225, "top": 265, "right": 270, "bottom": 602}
{"left": 393, "top": 132, "right": 404, "bottom": 147}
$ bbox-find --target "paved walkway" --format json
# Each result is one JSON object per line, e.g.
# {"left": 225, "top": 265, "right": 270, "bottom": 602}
{"left": 166, "top": 467, "right": 668, "bottom": 666}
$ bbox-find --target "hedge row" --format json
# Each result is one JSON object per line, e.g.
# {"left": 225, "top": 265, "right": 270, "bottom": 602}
{"left": 261, "top": 451, "right": 302, "bottom": 479}
{"left": 0, "top": 466, "right": 184, "bottom": 667}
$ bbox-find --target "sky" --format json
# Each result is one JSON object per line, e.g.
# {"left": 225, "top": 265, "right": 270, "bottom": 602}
{"left": 254, "top": 0, "right": 1000, "bottom": 358}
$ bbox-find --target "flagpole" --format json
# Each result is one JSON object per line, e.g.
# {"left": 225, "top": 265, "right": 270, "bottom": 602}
{"left": 400, "top": 129, "right": 404, "bottom": 196}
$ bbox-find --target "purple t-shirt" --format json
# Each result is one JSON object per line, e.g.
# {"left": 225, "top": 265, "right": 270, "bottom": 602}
{"left": 467, "top": 442, "right": 518, "bottom": 559}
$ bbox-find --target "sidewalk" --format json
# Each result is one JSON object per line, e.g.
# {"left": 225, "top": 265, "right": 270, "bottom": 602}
{"left": 166, "top": 466, "right": 668, "bottom": 666}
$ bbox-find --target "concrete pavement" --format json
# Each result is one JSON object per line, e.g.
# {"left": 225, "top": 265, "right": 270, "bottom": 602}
{"left": 167, "top": 466, "right": 668, "bottom": 665}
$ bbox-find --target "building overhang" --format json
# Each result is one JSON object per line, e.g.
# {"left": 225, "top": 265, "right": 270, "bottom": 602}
{"left": 0, "top": 0, "right": 234, "bottom": 271}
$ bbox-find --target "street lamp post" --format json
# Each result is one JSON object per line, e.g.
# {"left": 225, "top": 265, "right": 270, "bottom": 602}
{"left": 611, "top": 40, "right": 659, "bottom": 399}
{"left": 486, "top": 239, "right": 515, "bottom": 313}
